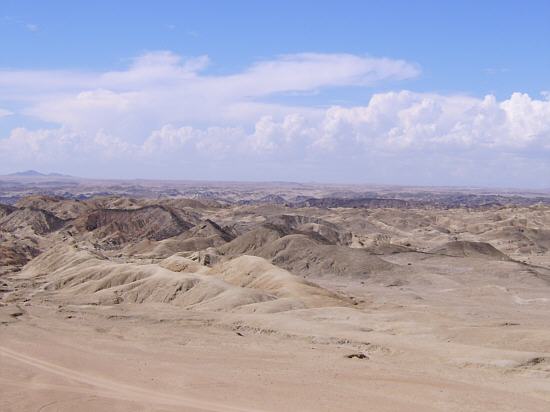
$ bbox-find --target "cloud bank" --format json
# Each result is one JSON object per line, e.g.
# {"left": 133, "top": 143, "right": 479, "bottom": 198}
{"left": 0, "top": 51, "right": 549, "bottom": 186}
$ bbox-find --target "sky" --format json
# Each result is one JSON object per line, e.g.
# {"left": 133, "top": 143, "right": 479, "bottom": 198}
{"left": 0, "top": 0, "right": 549, "bottom": 188}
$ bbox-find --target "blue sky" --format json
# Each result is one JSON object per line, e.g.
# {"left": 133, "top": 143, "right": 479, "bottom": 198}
{"left": 1, "top": 1, "right": 549, "bottom": 187}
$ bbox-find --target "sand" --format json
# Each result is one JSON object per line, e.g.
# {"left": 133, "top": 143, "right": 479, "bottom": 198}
{"left": 1, "top": 196, "right": 550, "bottom": 411}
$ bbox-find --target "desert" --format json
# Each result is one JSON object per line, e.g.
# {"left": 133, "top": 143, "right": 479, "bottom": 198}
{"left": 1, "top": 177, "right": 550, "bottom": 411}
{"left": 2, "top": 3, "right": 550, "bottom": 410}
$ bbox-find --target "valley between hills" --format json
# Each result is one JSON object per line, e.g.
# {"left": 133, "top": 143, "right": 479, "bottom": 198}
{"left": 1, "top": 181, "right": 550, "bottom": 411}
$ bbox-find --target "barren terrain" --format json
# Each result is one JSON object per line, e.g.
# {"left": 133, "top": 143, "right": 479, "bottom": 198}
{"left": 2, "top": 180, "right": 550, "bottom": 411}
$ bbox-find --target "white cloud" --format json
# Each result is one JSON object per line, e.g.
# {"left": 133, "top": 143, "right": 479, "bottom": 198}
{"left": 0, "top": 50, "right": 549, "bottom": 185}
{"left": 2, "top": 16, "right": 40, "bottom": 33}
{"left": 0, "top": 108, "right": 12, "bottom": 117}
{"left": 244, "top": 114, "right": 317, "bottom": 154}
{"left": 2, "top": 91, "right": 550, "bottom": 162}
{"left": 308, "top": 91, "right": 550, "bottom": 152}
{"left": 218, "top": 53, "right": 420, "bottom": 97}
{"left": 0, "top": 127, "right": 132, "bottom": 163}
{"left": 142, "top": 125, "right": 195, "bottom": 154}
{"left": 115, "top": 91, "right": 550, "bottom": 158}
{"left": 0, "top": 51, "right": 419, "bottom": 135}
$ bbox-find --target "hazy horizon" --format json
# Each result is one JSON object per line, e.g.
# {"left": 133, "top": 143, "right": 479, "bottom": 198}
{"left": 4, "top": 168, "right": 550, "bottom": 192}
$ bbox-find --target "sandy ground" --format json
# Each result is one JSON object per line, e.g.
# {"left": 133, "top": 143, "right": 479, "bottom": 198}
{"left": 3, "top": 258, "right": 550, "bottom": 411}
{"left": 2, "top": 201, "right": 550, "bottom": 411}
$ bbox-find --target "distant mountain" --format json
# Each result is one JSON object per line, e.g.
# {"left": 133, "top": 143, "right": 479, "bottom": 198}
{"left": 8, "top": 170, "right": 72, "bottom": 177}
{"left": 47, "top": 172, "right": 70, "bottom": 177}
{"left": 9, "top": 170, "right": 45, "bottom": 176}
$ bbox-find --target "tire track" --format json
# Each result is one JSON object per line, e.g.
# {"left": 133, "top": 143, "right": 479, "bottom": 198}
{"left": 0, "top": 345, "right": 261, "bottom": 412}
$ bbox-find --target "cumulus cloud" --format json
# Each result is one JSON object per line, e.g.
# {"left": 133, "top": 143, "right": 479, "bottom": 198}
{"left": 6, "top": 90, "right": 548, "bottom": 158}
{"left": 310, "top": 91, "right": 550, "bottom": 152}
{"left": 0, "top": 127, "right": 131, "bottom": 162}
{"left": 1, "top": 51, "right": 418, "bottom": 131}
{"left": 0, "top": 50, "right": 549, "bottom": 186}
